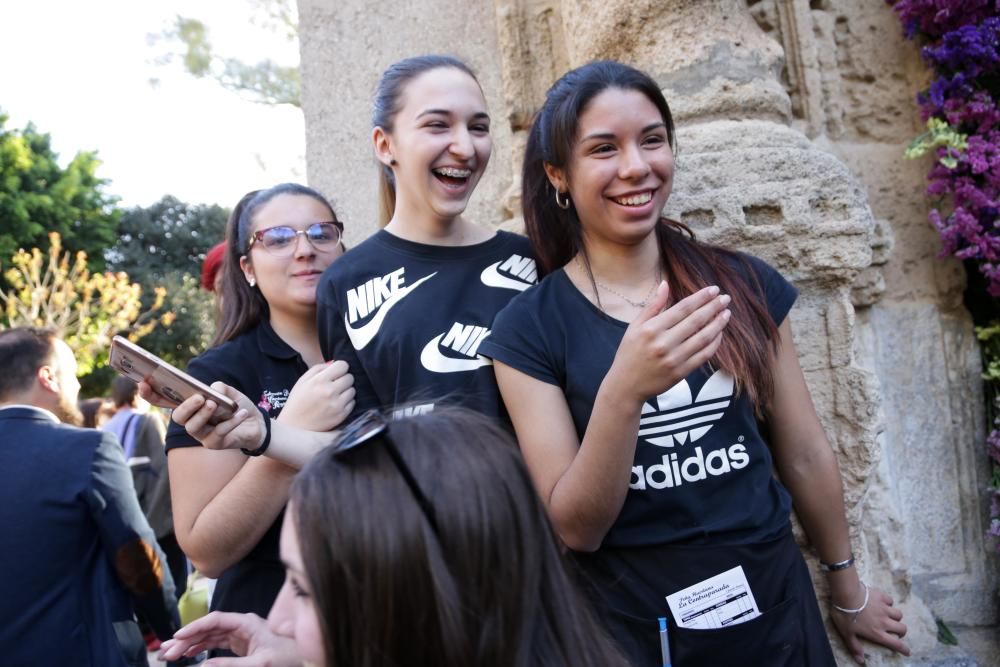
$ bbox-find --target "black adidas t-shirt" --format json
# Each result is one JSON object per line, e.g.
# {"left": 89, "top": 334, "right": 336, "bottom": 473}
{"left": 165, "top": 320, "right": 308, "bottom": 617}
{"left": 317, "top": 229, "right": 537, "bottom": 419}
{"left": 480, "top": 253, "right": 795, "bottom": 548}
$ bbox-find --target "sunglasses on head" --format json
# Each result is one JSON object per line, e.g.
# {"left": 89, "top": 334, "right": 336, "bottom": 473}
{"left": 247, "top": 221, "right": 344, "bottom": 256}
{"left": 331, "top": 410, "right": 440, "bottom": 535}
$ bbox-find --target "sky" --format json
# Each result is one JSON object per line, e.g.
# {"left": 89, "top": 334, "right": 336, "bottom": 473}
{"left": 0, "top": 0, "right": 304, "bottom": 209}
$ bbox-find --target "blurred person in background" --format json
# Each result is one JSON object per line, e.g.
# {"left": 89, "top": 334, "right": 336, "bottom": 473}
{"left": 0, "top": 327, "right": 177, "bottom": 667}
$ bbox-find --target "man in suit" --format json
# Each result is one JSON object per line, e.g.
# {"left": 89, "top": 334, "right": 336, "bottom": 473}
{"left": 0, "top": 327, "right": 179, "bottom": 667}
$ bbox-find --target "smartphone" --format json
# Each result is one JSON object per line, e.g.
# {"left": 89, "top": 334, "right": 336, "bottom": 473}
{"left": 109, "top": 336, "right": 238, "bottom": 425}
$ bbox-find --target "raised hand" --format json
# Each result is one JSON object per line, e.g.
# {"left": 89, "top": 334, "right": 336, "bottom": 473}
{"left": 158, "top": 611, "right": 300, "bottom": 666}
{"left": 610, "top": 282, "right": 731, "bottom": 403}
{"left": 277, "top": 360, "right": 355, "bottom": 431}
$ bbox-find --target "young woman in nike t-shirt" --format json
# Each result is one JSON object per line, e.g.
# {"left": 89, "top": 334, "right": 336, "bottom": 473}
{"left": 312, "top": 54, "right": 536, "bottom": 421}
{"left": 480, "top": 61, "right": 909, "bottom": 666}
{"left": 160, "top": 58, "right": 533, "bottom": 469}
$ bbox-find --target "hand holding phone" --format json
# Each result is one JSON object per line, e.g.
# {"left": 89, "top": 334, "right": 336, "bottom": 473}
{"left": 109, "top": 336, "right": 238, "bottom": 425}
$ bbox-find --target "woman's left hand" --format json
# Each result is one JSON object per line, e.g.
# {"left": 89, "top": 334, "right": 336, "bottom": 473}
{"left": 167, "top": 382, "right": 265, "bottom": 452}
{"left": 158, "top": 611, "right": 300, "bottom": 666}
{"left": 830, "top": 582, "right": 910, "bottom": 665}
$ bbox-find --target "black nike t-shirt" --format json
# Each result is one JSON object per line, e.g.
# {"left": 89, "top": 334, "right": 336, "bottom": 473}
{"left": 316, "top": 229, "right": 537, "bottom": 419}
{"left": 480, "top": 252, "right": 796, "bottom": 548}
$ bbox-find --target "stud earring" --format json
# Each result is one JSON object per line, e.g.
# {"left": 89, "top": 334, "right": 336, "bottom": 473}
{"left": 390, "top": 159, "right": 398, "bottom": 166}
{"left": 555, "top": 189, "right": 571, "bottom": 210}
{"left": 248, "top": 277, "right": 256, "bottom": 288}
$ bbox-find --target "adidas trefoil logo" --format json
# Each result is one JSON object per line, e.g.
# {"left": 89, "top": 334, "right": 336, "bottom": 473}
{"left": 639, "top": 370, "right": 734, "bottom": 448}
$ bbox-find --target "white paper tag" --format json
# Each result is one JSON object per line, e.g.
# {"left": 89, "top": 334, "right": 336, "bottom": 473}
{"left": 665, "top": 565, "right": 761, "bottom": 630}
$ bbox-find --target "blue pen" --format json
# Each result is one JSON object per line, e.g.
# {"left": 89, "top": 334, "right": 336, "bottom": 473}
{"left": 658, "top": 617, "right": 672, "bottom": 667}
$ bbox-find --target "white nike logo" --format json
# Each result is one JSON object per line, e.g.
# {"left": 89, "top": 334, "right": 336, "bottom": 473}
{"left": 480, "top": 255, "right": 536, "bottom": 291}
{"left": 344, "top": 272, "right": 437, "bottom": 350}
{"left": 420, "top": 333, "right": 493, "bottom": 374}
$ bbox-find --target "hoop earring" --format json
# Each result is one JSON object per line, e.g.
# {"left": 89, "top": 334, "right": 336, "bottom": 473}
{"left": 555, "top": 189, "right": 571, "bottom": 210}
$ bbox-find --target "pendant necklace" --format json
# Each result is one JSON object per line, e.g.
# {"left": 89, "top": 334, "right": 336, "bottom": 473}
{"left": 574, "top": 255, "right": 662, "bottom": 309}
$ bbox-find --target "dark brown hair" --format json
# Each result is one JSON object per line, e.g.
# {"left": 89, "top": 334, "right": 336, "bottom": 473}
{"left": 111, "top": 375, "right": 139, "bottom": 408}
{"left": 212, "top": 183, "right": 338, "bottom": 346}
{"left": 522, "top": 60, "right": 780, "bottom": 411}
{"left": 371, "top": 55, "right": 480, "bottom": 226}
{"left": 290, "top": 408, "right": 629, "bottom": 667}
{"left": 0, "top": 327, "right": 57, "bottom": 401}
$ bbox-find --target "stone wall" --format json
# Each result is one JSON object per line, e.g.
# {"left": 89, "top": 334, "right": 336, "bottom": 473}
{"left": 298, "top": 0, "right": 997, "bottom": 662}
{"left": 747, "top": 0, "right": 998, "bottom": 637}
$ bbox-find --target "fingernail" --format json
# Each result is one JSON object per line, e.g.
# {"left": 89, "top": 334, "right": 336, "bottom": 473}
{"left": 719, "top": 294, "right": 731, "bottom": 305}
{"left": 236, "top": 409, "right": 248, "bottom": 419}
{"left": 708, "top": 285, "right": 720, "bottom": 295}
{"left": 722, "top": 310, "right": 731, "bottom": 320}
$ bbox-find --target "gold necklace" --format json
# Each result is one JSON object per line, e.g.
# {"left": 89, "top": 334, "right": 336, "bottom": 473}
{"left": 574, "top": 255, "right": 661, "bottom": 309}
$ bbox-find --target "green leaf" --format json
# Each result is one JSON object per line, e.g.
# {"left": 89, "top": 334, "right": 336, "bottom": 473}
{"left": 936, "top": 618, "right": 959, "bottom": 646}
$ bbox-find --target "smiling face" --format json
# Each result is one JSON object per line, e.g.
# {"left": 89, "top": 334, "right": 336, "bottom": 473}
{"left": 269, "top": 503, "right": 325, "bottom": 667}
{"left": 239, "top": 193, "right": 343, "bottom": 317}
{"left": 546, "top": 87, "right": 674, "bottom": 248}
{"left": 375, "top": 66, "right": 492, "bottom": 225}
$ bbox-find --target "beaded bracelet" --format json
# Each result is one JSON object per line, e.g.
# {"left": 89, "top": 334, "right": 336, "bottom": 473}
{"left": 241, "top": 407, "right": 272, "bottom": 457}
{"left": 832, "top": 581, "right": 870, "bottom": 622}
{"left": 819, "top": 554, "right": 855, "bottom": 572}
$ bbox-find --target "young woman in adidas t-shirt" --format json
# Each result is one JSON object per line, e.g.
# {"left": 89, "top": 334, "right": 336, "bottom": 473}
{"left": 311, "top": 54, "right": 535, "bottom": 421}
{"left": 480, "top": 61, "right": 909, "bottom": 666}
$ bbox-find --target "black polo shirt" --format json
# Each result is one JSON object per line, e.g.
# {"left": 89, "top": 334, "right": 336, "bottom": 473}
{"left": 165, "top": 320, "right": 308, "bottom": 617}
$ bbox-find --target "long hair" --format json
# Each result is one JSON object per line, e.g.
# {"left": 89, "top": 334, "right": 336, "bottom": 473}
{"left": 522, "top": 60, "right": 780, "bottom": 412}
{"left": 290, "top": 408, "right": 629, "bottom": 667}
{"left": 371, "top": 55, "right": 480, "bottom": 226}
{"left": 212, "top": 183, "right": 338, "bottom": 346}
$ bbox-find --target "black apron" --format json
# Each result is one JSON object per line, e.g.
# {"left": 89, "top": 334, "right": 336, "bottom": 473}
{"left": 571, "top": 526, "right": 836, "bottom": 667}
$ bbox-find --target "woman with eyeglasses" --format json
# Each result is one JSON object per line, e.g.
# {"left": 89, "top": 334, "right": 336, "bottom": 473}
{"left": 159, "top": 409, "right": 630, "bottom": 667}
{"left": 160, "top": 183, "right": 356, "bottom": 623}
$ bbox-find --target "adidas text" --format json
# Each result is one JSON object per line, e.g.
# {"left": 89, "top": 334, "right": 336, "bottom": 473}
{"left": 629, "top": 444, "right": 749, "bottom": 490}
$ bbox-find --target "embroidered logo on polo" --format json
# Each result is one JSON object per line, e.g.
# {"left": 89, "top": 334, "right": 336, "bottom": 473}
{"left": 420, "top": 322, "right": 493, "bottom": 373}
{"left": 480, "top": 253, "right": 537, "bottom": 291}
{"left": 344, "top": 269, "right": 437, "bottom": 350}
{"left": 258, "top": 389, "right": 289, "bottom": 413}
{"left": 630, "top": 370, "right": 749, "bottom": 490}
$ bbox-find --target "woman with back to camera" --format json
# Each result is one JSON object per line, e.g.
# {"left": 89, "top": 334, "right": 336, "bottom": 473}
{"left": 158, "top": 409, "right": 630, "bottom": 667}
{"left": 160, "top": 183, "right": 355, "bottom": 621}
{"left": 479, "top": 61, "right": 909, "bottom": 666}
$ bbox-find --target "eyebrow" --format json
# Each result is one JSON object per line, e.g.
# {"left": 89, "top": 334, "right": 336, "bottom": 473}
{"left": 281, "top": 559, "right": 304, "bottom": 573}
{"left": 416, "top": 108, "right": 491, "bottom": 121}
{"left": 580, "top": 122, "right": 666, "bottom": 142}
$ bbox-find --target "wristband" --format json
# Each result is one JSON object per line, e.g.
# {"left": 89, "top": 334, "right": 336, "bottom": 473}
{"left": 819, "top": 554, "right": 855, "bottom": 572}
{"left": 832, "top": 581, "right": 870, "bottom": 622}
{"left": 241, "top": 407, "right": 271, "bottom": 457}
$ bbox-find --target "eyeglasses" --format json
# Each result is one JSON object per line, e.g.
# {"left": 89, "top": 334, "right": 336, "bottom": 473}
{"left": 247, "top": 222, "right": 344, "bottom": 256}
{"left": 331, "top": 410, "right": 440, "bottom": 535}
